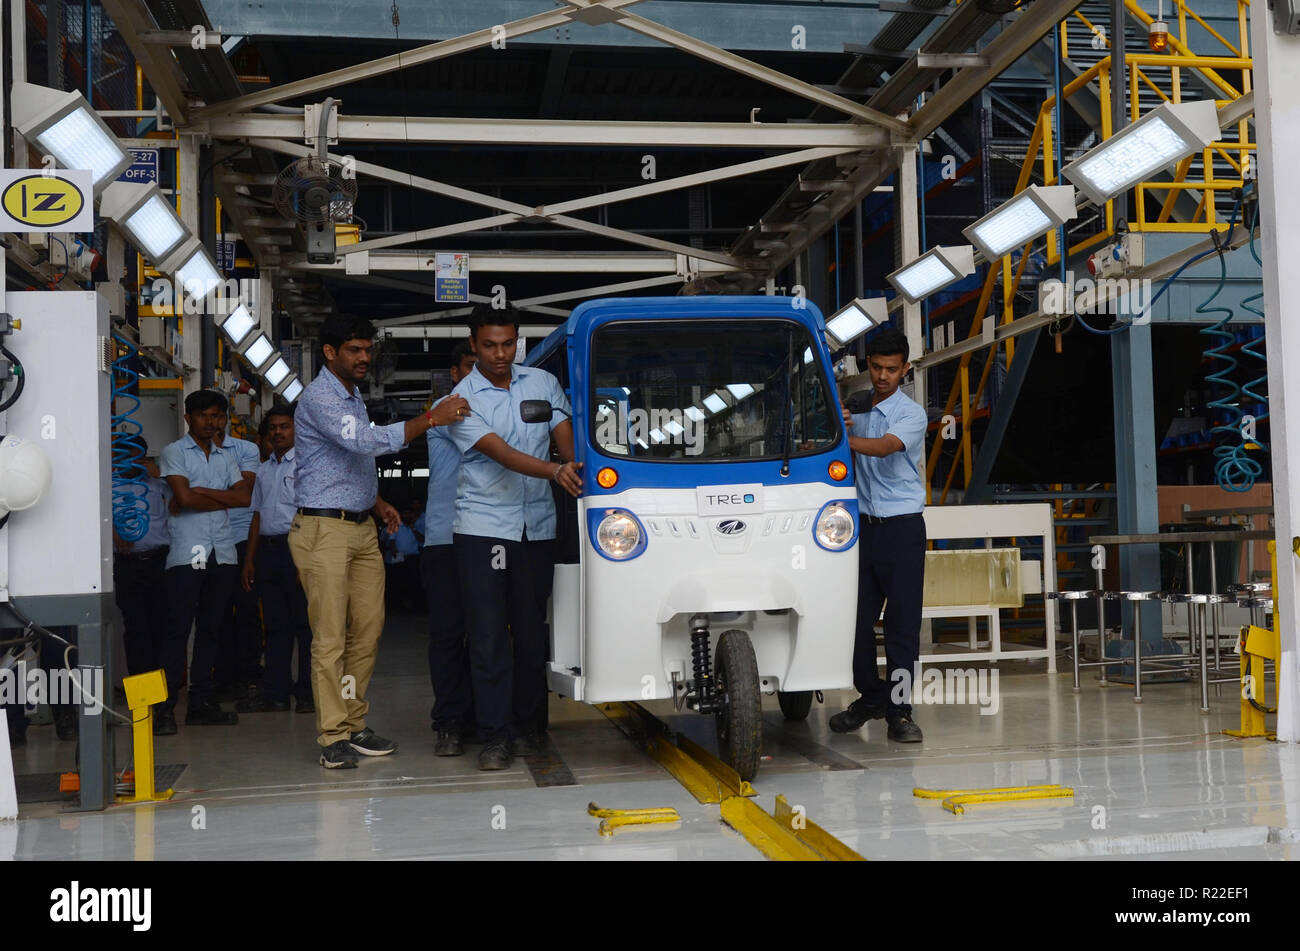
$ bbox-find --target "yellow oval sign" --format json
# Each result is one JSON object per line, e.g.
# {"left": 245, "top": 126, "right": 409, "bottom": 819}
{"left": 1, "top": 174, "right": 86, "bottom": 228}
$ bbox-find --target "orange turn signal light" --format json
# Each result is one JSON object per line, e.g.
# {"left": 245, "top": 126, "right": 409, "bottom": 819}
{"left": 597, "top": 467, "right": 619, "bottom": 489}
{"left": 828, "top": 460, "right": 848, "bottom": 481}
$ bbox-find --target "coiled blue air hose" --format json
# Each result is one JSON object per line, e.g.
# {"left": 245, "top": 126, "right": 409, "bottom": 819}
{"left": 110, "top": 334, "right": 150, "bottom": 542}
{"left": 1224, "top": 199, "right": 1267, "bottom": 490}
{"left": 1193, "top": 197, "right": 1256, "bottom": 491}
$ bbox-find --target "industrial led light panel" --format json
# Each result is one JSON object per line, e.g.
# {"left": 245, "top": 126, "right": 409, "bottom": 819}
{"left": 963, "top": 185, "right": 1078, "bottom": 260}
{"left": 826, "top": 297, "right": 888, "bottom": 347}
{"left": 263, "top": 357, "right": 291, "bottom": 388}
{"left": 219, "top": 305, "right": 258, "bottom": 346}
{"left": 1061, "top": 100, "right": 1220, "bottom": 206}
{"left": 242, "top": 334, "right": 275, "bottom": 370}
{"left": 100, "top": 182, "right": 189, "bottom": 262}
{"left": 11, "top": 82, "right": 132, "bottom": 190}
{"left": 887, "top": 245, "right": 976, "bottom": 304}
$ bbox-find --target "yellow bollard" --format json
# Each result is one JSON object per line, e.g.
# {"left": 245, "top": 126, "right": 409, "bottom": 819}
{"left": 1225, "top": 541, "right": 1279, "bottom": 740}
{"left": 119, "top": 670, "right": 174, "bottom": 803}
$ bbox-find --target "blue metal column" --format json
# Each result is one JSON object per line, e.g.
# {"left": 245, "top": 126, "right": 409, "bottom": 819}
{"left": 1111, "top": 323, "right": 1162, "bottom": 642}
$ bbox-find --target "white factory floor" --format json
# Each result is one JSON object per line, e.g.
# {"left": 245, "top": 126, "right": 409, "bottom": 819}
{"left": 3, "top": 613, "right": 1296, "bottom": 861}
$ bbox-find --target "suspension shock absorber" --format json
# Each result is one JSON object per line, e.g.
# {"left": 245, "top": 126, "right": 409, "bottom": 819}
{"left": 689, "top": 614, "right": 715, "bottom": 714}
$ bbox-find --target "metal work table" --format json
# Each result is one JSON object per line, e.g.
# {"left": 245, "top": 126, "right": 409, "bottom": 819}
{"left": 1089, "top": 531, "right": 1274, "bottom": 546}
{"left": 1086, "top": 530, "right": 1272, "bottom": 696}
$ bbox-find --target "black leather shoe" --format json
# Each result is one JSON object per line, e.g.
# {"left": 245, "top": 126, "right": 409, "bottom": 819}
{"left": 828, "top": 699, "right": 886, "bottom": 733}
{"left": 478, "top": 740, "right": 512, "bottom": 771}
{"left": 153, "top": 709, "right": 177, "bottom": 736}
{"left": 236, "top": 693, "right": 290, "bottom": 713}
{"left": 185, "top": 702, "right": 239, "bottom": 726}
{"left": 886, "top": 714, "right": 923, "bottom": 743}
{"left": 433, "top": 729, "right": 464, "bottom": 757}
{"left": 295, "top": 694, "right": 315, "bottom": 715}
{"left": 512, "top": 731, "right": 544, "bottom": 756}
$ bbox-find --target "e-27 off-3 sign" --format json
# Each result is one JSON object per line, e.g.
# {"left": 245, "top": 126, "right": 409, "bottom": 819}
{"left": 0, "top": 168, "right": 94, "bottom": 232}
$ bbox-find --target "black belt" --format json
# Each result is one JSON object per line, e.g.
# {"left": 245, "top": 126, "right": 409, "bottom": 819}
{"left": 298, "top": 507, "right": 370, "bottom": 524}
{"left": 861, "top": 512, "right": 922, "bottom": 524}
{"left": 260, "top": 533, "right": 290, "bottom": 544}
{"left": 118, "top": 547, "right": 166, "bottom": 559}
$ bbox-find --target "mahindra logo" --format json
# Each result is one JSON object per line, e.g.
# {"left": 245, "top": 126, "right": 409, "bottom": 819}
{"left": 716, "top": 519, "right": 747, "bottom": 535}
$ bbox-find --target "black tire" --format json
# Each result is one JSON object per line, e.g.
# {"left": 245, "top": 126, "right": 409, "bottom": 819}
{"left": 713, "top": 629, "right": 762, "bottom": 781}
{"left": 777, "top": 689, "right": 814, "bottom": 721}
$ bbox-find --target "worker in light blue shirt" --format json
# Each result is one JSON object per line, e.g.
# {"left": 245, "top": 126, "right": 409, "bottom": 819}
{"left": 157, "top": 389, "right": 251, "bottom": 734}
{"left": 830, "top": 328, "right": 928, "bottom": 744}
{"left": 241, "top": 402, "right": 313, "bottom": 714}
{"left": 288, "top": 312, "right": 469, "bottom": 770}
{"left": 213, "top": 419, "right": 261, "bottom": 702}
{"left": 421, "top": 340, "right": 477, "bottom": 756}
{"left": 446, "top": 305, "right": 582, "bottom": 772}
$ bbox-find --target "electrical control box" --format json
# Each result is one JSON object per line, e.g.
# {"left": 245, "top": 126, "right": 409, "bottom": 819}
{"left": 2, "top": 292, "right": 112, "bottom": 599}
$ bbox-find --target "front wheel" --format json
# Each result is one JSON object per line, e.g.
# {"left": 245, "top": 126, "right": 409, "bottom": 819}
{"left": 777, "top": 689, "right": 814, "bottom": 721}
{"left": 714, "top": 629, "right": 761, "bottom": 781}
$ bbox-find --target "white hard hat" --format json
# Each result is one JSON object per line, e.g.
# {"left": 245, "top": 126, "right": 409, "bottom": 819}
{"left": 0, "top": 434, "right": 52, "bottom": 514}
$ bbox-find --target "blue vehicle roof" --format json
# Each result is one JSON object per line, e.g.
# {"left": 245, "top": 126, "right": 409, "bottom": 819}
{"left": 531, "top": 295, "right": 827, "bottom": 361}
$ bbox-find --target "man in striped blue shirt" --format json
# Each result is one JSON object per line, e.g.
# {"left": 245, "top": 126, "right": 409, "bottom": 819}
{"left": 289, "top": 314, "right": 469, "bottom": 769}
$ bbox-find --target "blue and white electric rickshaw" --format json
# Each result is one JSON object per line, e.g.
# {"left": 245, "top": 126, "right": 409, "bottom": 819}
{"left": 524, "top": 296, "right": 859, "bottom": 779}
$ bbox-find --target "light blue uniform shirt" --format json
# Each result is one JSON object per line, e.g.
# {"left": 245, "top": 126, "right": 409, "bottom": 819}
{"left": 220, "top": 435, "right": 260, "bottom": 543}
{"left": 851, "top": 388, "right": 927, "bottom": 518}
{"left": 158, "top": 433, "right": 243, "bottom": 569}
{"left": 423, "top": 395, "right": 462, "bottom": 548}
{"left": 447, "top": 363, "right": 571, "bottom": 542}
{"left": 249, "top": 447, "right": 298, "bottom": 536}
{"left": 133, "top": 475, "right": 171, "bottom": 552}
{"left": 294, "top": 367, "right": 407, "bottom": 511}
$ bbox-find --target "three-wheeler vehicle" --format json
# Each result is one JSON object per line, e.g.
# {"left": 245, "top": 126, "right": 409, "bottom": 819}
{"left": 524, "top": 295, "right": 859, "bottom": 780}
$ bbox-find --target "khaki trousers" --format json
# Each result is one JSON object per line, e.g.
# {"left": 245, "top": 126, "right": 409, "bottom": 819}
{"left": 288, "top": 513, "right": 386, "bottom": 746}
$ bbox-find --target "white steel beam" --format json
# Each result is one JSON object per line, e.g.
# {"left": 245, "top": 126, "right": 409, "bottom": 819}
{"left": 340, "top": 149, "right": 848, "bottom": 258}
{"left": 282, "top": 251, "right": 733, "bottom": 274}
{"left": 258, "top": 138, "right": 743, "bottom": 267}
{"left": 205, "top": 114, "right": 889, "bottom": 150}
{"left": 380, "top": 325, "right": 561, "bottom": 338}
{"left": 584, "top": 3, "right": 910, "bottom": 134}
{"left": 544, "top": 147, "right": 856, "bottom": 216}
{"left": 190, "top": 0, "right": 648, "bottom": 120}
{"left": 345, "top": 215, "right": 521, "bottom": 255}
{"left": 514, "top": 274, "right": 683, "bottom": 306}
{"left": 257, "top": 138, "right": 535, "bottom": 217}
{"left": 1250, "top": 10, "right": 1300, "bottom": 744}
{"left": 895, "top": 144, "right": 925, "bottom": 409}
{"left": 99, "top": 0, "right": 191, "bottom": 123}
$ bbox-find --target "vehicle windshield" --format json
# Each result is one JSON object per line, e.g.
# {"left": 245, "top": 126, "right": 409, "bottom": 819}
{"left": 589, "top": 318, "right": 840, "bottom": 462}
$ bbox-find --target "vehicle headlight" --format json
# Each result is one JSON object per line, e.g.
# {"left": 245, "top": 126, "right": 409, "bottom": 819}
{"left": 597, "top": 510, "right": 641, "bottom": 559}
{"left": 815, "top": 503, "right": 855, "bottom": 550}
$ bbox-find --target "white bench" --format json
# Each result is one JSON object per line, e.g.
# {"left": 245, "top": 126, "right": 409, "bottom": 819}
{"left": 875, "top": 504, "right": 1059, "bottom": 672}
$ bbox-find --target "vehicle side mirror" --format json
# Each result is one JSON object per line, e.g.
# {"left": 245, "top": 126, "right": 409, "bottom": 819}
{"left": 520, "top": 399, "right": 554, "bottom": 423}
{"left": 843, "top": 389, "right": 873, "bottom": 414}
